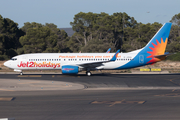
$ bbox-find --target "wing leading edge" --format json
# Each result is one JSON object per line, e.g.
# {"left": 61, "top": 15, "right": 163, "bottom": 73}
{"left": 77, "top": 50, "right": 120, "bottom": 68}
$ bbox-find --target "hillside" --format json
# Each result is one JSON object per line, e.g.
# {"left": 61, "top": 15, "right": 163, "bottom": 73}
{"left": 59, "top": 28, "right": 75, "bottom": 37}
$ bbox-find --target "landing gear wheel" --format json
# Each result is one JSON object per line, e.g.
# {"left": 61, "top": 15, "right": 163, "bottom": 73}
{"left": 20, "top": 72, "right": 23, "bottom": 75}
{"left": 86, "top": 71, "right": 91, "bottom": 76}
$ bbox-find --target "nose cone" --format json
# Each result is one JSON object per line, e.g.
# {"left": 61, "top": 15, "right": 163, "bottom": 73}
{"left": 4, "top": 61, "right": 10, "bottom": 67}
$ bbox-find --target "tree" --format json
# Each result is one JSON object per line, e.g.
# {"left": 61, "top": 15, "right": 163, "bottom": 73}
{"left": 167, "top": 13, "right": 180, "bottom": 52}
{"left": 19, "top": 22, "right": 70, "bottom": 53}
{"left": 111, "top": 12, "right": 137, "bottom": 50}
{"left": 0, "top": 15, "right": 24, "bottom": 59}
{"left": 70, "top": 12, "right": 97, "bottom": 46}
{"left": 70, "top": 12, "right": 138, "bottom": 52}
{"left": 170, "top": 13, "right": 180, "bottom": 26}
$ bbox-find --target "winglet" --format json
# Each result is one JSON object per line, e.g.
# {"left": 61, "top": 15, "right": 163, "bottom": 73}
{"left": 110, "top": 50, "right": 120, "bottom": 61}
{"left": 106, "top": 48, "right": 111, "bottom": 53}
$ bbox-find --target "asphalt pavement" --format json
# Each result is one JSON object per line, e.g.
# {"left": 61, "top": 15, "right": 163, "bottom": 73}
{"left": 0, "top": 73, "right": 180, "bottom": 120}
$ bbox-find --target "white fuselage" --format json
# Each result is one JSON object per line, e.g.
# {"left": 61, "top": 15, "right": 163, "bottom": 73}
{"left": 4, "top": 52, "right": 138, "bottom": 71}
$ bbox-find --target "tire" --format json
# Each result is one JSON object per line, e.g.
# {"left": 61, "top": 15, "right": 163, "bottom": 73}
{"left": 86, "top": 71, "right": 91, "bottom": 76}
{"left": 20, "top": 72, "right": 23, "bottom": 75}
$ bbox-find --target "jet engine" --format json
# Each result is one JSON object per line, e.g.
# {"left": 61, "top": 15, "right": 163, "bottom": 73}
{"left": 62, "top": 65, "right": 79, "bottom": 74}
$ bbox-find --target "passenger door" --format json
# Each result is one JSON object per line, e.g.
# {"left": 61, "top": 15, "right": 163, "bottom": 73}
{"left": 139, "top": 55, "right": 144, "bottom": 64}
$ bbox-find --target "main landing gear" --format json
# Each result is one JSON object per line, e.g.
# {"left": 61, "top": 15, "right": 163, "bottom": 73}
{"left": 86, "top": 71, "right": 92, "bottom": 76}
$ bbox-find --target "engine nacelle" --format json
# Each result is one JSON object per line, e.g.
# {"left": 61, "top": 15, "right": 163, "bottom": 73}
{"left": 62, "top": 65, "right": 79, "bottom": 74}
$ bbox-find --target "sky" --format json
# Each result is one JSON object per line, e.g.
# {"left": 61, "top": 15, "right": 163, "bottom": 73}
{"left": 0, "top": 0, "right": 180, "bottom": 28}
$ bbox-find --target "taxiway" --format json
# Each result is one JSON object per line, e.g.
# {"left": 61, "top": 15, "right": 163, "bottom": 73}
{"left": 0, "top": 73, "right": 180, "bottom": 120}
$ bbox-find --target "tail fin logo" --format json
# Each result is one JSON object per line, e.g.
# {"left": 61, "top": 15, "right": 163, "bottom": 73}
{"left": 147, "top": 38, "right": 167, "bottom": 64}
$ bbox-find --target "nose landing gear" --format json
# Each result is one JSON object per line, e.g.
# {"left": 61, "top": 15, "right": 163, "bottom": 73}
{"left": 20, "top": 72, "right": 23, "bottom": 75}
{"left": 14, "top": 69, "right": 23, "bottom": 75}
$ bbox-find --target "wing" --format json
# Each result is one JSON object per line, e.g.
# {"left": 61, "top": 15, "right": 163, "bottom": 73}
{"left": 77, "top": 50, "right": 120, "bottom": 68}
{"left": 106, "top": 48, "right": 111, "bottom": 53}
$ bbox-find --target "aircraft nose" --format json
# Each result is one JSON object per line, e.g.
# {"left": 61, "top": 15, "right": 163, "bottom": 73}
{"left": 4, "top": 61, "right": 10, "bottom": 67}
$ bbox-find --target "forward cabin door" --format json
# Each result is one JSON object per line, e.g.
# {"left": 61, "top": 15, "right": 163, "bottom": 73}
{"left": 22, "top": 55, "right": 29, "bottom": 70}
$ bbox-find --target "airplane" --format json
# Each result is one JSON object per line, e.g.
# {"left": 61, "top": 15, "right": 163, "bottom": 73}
{"left": 4, "top": 22, "right": 172, "bottom": 76}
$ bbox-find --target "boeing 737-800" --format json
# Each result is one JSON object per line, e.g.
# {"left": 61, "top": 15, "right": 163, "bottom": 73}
{"left": 4, "top": 23, "right": 172, "bottom": 76}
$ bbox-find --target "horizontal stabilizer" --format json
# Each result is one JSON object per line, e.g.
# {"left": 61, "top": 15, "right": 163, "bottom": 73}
{"left": 154, "top": 52, "right": 174, "bottom": 59}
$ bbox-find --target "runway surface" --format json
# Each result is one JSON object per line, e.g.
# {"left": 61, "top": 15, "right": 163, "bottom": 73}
{"left": 0, "top": 73, "right": 180, "bottom": 120}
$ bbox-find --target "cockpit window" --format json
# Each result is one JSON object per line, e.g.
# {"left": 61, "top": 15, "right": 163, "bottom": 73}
{"left": 11, "top": 58, "right": 17, "bottom": 61}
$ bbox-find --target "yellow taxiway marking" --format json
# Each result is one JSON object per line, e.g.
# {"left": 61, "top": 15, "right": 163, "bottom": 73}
{"left": 91, "top": 100, "right": 146, "bottom": 107}
{"left": 52, "top": 75, "right": 55, "bottom": 78}
{"left": 155, "top": 93, "right": 180, "bottom": 97}
{"left": 140, "top": 68, "right": 150, "bottom": 72}
{"left": 18, "top": 75, "right": 42, "bottom": 77}
{"left": 151, "top": 68, "right": 161, "bottom": 72}
{"left": 169, "top": 79, "right": 180, "bottom": 86}
{"left": 0, "top": 97, "right": 14, "bottom": 101}
{"left": 172, "top": 89, "right": 176, "bottom": 92}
